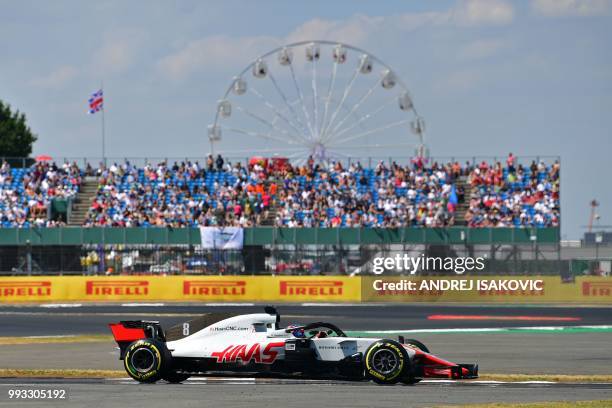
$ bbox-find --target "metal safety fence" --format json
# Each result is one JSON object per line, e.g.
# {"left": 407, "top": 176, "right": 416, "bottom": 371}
{"left": 0, "top": 242, "right": 566, "bottom": 277}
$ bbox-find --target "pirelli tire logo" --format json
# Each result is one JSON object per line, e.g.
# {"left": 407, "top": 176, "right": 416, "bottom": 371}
{"left": 582, "top": 281, "right": 612, "bottom": 297}
{"left": 183, "top": 280, "right": 246, "bottom": 296}
{"left": 279, "top": 280, "right": 343, "bottom": 297}
{"left": 85, "top": 280, "right": 149, "bottom": 296}
{"left": 0, "top": 281, "right": 51, "bottom": 297}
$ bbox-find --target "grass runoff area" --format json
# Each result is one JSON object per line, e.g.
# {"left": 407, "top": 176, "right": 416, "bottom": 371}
{"left": 0, "top": 369, "right": 611, "bottom": 383}
{"left": 0, "top": 335, "right": 111, "bottom": 345}
{"left": 436, "top": 402, "right": 612, "bottom": 408}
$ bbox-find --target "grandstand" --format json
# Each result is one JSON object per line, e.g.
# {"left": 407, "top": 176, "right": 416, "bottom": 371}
{"left": 0, "top": 153, "right": 568, "bottom": 276}
{"left": 0, "top": 153, "right": 559, "bottom": 230}
{"left": 0, "top": 160, "right": 81, "bottom": 228}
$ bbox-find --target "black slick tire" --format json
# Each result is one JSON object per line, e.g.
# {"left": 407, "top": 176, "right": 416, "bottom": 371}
{"left": 364, "top": 340, "right": 409, "bottom": 385}
{"left": 123, "top": 339, "right": 168, "bottom": 383}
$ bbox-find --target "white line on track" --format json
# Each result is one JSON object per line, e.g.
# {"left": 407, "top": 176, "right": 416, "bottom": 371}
{"left": 0, "top": 383, "right": 52, "bottom": 387}
{"left": 120, "top": 303, "right": 166, "bottom": 307}
{"left": 40, "top": 304, "right": 83, "bottom": 308}
{"left": 0, "top": 311, "right": 199, "bottom": 317}
{"left": 23, "top": 335, "right": 77, "bottom": 339}
{"left": 201, "top": 303, "right": 256, "bottom": 307}
{"left": 104, "top": 378, "right": 610, "bottom": 385}
{"left": 110, "top": 377, "right": 258, "bottom": 385}
{"left": 356, "top": 325, "right": 612, "bottom": 334}
{"left": 363, "top": 328, "right": 505, "bottom": 333}
{"left": 3, "top": 379, "right": 610, "bottom": 387}
{"left": 420, "top": 380, "right": 551, "bottom": 384}
{"left": 300, "top": 303, "right": 372, "bottom": 307}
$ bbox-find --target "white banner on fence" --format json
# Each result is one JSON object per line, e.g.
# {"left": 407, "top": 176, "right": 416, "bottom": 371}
{"left": 199, "top": 227, "right": 244, "bottom": 250}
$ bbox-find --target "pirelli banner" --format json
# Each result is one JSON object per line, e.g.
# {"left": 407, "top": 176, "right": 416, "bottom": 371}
{"left": 0, "top": 276, "right": 610, "bottom": 304}
{"left": 0, "top": 276, "right": 361, "bottom": 303}
{"left": 361, "top": 276, "right": 612, "bottom": 304}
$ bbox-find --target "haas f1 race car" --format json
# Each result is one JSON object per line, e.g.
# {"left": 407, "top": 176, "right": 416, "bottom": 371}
{"left": 109, "top": 307, "right": 478, "bottom": 385}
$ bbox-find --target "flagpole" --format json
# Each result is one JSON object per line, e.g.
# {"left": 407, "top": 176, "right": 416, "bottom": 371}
{"left": 101, "top": 81, "right": 106, "bottom": 165}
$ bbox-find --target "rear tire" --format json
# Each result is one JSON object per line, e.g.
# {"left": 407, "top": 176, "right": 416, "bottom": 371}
{"left": 123, "top": 339, "right": 169, "bottom": 383}
{"left": 364, "top": 340, "right": 409, "bottom": 385}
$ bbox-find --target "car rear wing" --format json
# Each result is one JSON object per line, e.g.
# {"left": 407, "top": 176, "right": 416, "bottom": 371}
{"left": 109, "top": 321, "right": 164, "bottom": 359}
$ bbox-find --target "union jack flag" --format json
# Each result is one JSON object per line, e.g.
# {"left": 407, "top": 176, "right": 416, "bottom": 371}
{"left": 88, "top": 89, "right": 104, "bottom": 114}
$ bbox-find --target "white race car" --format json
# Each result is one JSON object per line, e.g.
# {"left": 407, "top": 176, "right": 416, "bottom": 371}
{"left": 109, "top": 307, "right": 478, "bottom": 385}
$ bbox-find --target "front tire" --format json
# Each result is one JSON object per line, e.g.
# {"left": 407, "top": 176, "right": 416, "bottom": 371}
{"left": 400, "top": 339, "right": 429, "bottom": 385}
{"left": 364, "top": 340, "right": 409, "bottom": 385}
{"left": 400, "top": 377, "right": 422, "bottom": 385}
{"left": 123, "top": 339, "right": 168, "bottom": 383}
{"left": 403, "top": 339, "right": 430, "bottom": 353}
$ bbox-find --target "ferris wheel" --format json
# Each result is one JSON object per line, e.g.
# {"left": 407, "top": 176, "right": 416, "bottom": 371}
{"left": 208, "top": 41, "right": 426, "bottom": 162}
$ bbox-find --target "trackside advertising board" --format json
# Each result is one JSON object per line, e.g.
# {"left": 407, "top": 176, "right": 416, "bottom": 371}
{"left": 0, "top": 276, "right": 360, "bottom": 303}
{"left": 361, "top": 276, "right": 612, "bottom": 304}
{"left": 0, "top": 276, "right": 609, "bottom": 304}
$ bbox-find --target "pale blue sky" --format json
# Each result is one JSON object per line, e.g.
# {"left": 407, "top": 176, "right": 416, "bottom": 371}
{"left": 1, "top": 0, "right": 611, "bottom": 238}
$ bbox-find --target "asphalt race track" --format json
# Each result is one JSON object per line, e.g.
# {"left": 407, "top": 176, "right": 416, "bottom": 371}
{"left": 1, "top": 330, "right": 612, "bottom": 374}
{"left": 1, "top": 303, "right": 611, "bottom": 336}
{"left": 0, "top": 304, "right": 611, "bottom": 406}
{"left": 0, "top": 304, "right": 611, "bottom": 374}
{"left": 0, "top": 378, "right": 611, "bottom": 408}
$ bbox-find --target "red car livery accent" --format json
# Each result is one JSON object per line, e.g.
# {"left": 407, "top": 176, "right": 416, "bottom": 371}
{"left": 405, "top": 345, "right": 473, "bottom": 379}
{"left": 109, "top": 323, "right": 146, "bottom": 342}
{"left": 211, "top": 342, "right": 285, "bottom": 364}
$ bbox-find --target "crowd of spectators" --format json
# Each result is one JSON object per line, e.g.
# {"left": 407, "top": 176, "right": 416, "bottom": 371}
{"left": 465, "top": 153, "right": 560, "bottom": 227}
{"left": 0, "top": 160, "right": 81, "bottom": 227}
{"left": 272, "top": 158, "right": 459, "bottom": 227}
{"left": 83, "top": 156, "right": 269, "bottom": 227}
{"left": 81, "top": 155, "right": 462, "bottom": 228}
{"left": 0, "top": 153, "right": 560, "bottom": 228}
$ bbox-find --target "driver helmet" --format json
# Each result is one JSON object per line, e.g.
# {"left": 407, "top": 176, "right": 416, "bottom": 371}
{"left": 287, "top": 324, "right": 305, "bottom": 338}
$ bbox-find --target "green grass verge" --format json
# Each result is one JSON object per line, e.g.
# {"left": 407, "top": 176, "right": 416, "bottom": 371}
{"left": 478, "top": 374, "right": 612, "bottom": 383}
{"left": 345, "top": 326, "right": 612, "bottom": 336}
{"left": 436, "top": 401, "right": 612, "bottom": 408}
{"left": 0, "top": 369, "right": 124, "bottom": 378}
{"left": 0, "top": 335, "right": 113, "bottom": 345}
